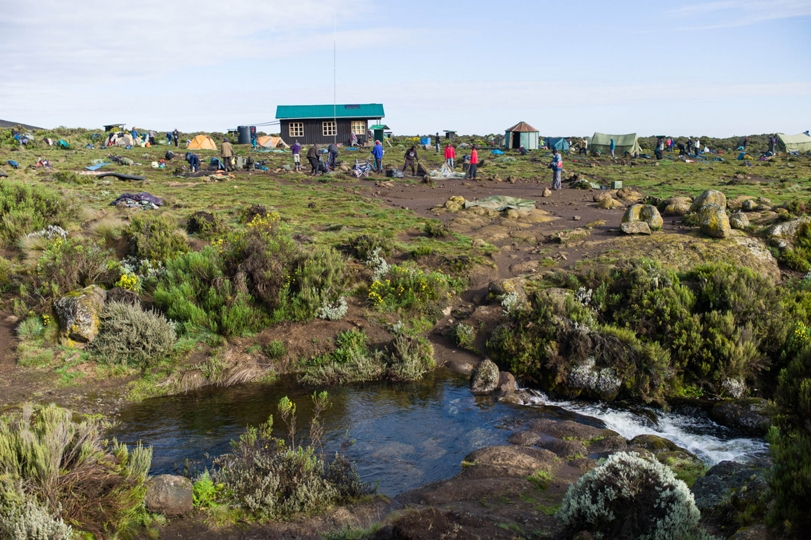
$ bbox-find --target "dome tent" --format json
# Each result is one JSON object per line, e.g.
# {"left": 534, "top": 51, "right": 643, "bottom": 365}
{"left": 504, "top": 121, "right": 539, "bottom": 150}
{"left": 187, "top": 134, "right": 217, "bottom": 151}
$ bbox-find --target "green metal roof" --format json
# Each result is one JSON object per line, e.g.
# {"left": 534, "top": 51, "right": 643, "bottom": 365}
{"left": 276, "top": 104, "right": 385, "bottom": 120}
{"left": 370, "top": 124, "right": 389, "bottom": 130}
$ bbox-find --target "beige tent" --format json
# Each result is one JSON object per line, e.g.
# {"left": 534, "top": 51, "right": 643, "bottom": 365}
{"left": 187, "top": 134, "right": 217, "bottom": 151}
{"left": 257, "top": 135, "right": 289, "bottom": 149}
{"left": 777, "top": 133, "right": 811, "bottom": 153}
{"left": 114, "top": 133, "right": 134, "bottom": 147}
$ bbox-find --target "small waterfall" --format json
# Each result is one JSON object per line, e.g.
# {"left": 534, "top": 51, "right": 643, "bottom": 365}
{"left": 521, "top": 390, "right": 768, "bottom": 465}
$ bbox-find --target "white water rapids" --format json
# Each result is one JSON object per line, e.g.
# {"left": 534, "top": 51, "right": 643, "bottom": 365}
{"left": 520, "top": 389, "right": 768, "bottom": 465}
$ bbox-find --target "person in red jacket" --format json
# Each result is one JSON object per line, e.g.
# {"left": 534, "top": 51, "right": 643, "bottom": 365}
{"left": 444, "top": 143, "right": 456, "bottom": 169}
{"left": 466, "top": 145, "right": 479, "bottom": 179}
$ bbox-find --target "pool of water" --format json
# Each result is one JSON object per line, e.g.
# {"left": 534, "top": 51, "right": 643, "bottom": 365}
{"left": 110, "top": 369, "right": 767, "bottom": 497}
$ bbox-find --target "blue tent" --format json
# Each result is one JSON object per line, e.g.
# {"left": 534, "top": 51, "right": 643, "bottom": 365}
{"left": 546, "top": 137, "right": 570, "bottom": 152}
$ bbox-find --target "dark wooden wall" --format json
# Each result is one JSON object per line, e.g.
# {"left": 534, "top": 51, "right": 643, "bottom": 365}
{"left": 280, "top": 119, "right": 369, "bottom": 146}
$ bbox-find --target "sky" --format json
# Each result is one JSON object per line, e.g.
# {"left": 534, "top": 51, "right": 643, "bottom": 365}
{"left": 1, "top": 0, "right": 810, "bottom": 137}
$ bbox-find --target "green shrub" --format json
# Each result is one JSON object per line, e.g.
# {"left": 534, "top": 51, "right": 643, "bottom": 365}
{"left": 0, "top": 497, "right": 73, "bottom": 540}
{"left": 33, "top": 236, "right": 115, "bottom": 297}
{"left": 186, "top": 211, "right": 225, "bottom": 238}
{"left": 767, "top": 326, "right": 811, "bottom": 537}
{"left": 386, "top": 335, "right": 435, "bottom": 382}
{"left": 123, "top": 213, "right": 188, "bottom": 263}
{"left": 192, "top": 470, "right": 224, "bottom": 509}
{"left": 556, "top": 452, "right": 711, "bottom": 540}
{"left": 779, "top": 221, "right": 811, "bottom": 271}
{"left": 423, "top": 220, "right": 452, "bottom": 238}
{"left": 52, "top": 171, "right": 91, "bottom": 185}
{"left": 210, "top": 394, "right": 372, "bottom": 520}
{"left": 0, "top": 180, "right": 80, "bottom": 245}
{"left": 349, "top": 234, "right": 393, "bottom": 260}
{"left": 452, "top": 323, "right": 477, "bottom": 351}
{"left": 264, "top": 339, "right": 287, "bottom": 359}
{"left": 154, "top": 247, "right": 266, "bottom": 336}
{"left": 368, "top": 262, "right": 458, "bottom": 315}
{"left": 88, "top": 302, "right": 176, "bottom": 368}
{"left": 286, "top": 246, "right": 347, "bottom": 321}
{"left": 0, "top": 403, "right": 152, "bottom": 537}
{"left": 0, "top": 256, "right": 12, "bottom": 290}
{"left": 300, "top": 330, "right": 385, "bottom": 386}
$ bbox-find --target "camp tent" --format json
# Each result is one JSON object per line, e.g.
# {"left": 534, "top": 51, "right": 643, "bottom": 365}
{"left": 777, "top": 133, "right": 811, "bottom": 153}
{"left": 114, "top": 133, "right": 134, "bottom": 147}
{"left": 504, "top": 121, "right": 539, "bottom": 150}
{"left": 546, "top": 137, "right": 570, "bottom": 152}
{"left": 257, "top": 135, "right": 289, "bottom": 149}
{"left": 590, "top": 132, "right": 642, "bottom": 156}
{"left": 187, "top": 134, "right": 217, "bottom": 151}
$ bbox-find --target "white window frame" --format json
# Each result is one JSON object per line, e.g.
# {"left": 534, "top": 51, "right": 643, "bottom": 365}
{"left": 350, "top": 121, "right": 365, "bottom": 135}
{"left": 289, "top": 122, "right": 304, "bottom": 138}
{"left": 322, "top": 121, "right": 337, "bottom": 137}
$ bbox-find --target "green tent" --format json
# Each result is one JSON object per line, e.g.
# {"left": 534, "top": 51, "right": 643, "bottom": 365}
{"left": 777, "top": 133, "right": 811, "bottom": 153}
{"left": 590, "top": 132, "right": 642, "bottom": 156}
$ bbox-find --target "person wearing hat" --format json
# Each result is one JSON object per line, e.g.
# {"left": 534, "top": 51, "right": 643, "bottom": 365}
{"left": 221, "top": 138, "right": 234, "bottom": 172}
{"left": 372, "top": 140, "right": 385, "bottom": 173}
{"left": 549, "top": 148, "right": 562, "bottom": 190}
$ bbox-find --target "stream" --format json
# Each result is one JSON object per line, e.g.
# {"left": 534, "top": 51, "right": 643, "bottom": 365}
{"left": 110, "top": 369, "right": 768, "bottom": 497}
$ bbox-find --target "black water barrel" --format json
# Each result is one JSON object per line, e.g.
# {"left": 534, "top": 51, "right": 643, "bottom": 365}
{"left": 237, "top": 126, "right": 251, "bottom": 145}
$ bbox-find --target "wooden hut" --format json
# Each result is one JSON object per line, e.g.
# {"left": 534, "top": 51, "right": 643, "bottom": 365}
{"left": 276, "top": 104, "right": 385, "bottom": 146}
{"left": 504, "top": 121, "right": 539, "bottom": 150}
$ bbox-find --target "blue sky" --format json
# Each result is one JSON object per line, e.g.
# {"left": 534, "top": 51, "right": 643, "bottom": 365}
{"left": 1, "top": 0, "right": 809, "bottom": 136}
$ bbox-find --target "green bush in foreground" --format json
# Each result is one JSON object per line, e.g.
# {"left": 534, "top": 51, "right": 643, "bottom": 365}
{"left": 33, "top": 236, "right": 115, "bottom": 298}
{"left": 89, "top": 301, "right": 176, "bottom": 369}
{"left": 123, "top": 213, "right": 189, "bottom": 263}
{"left": 210, "top": 393, "right": 372, "bottom": 520}
{"left": 556, "top": 452, "right": 713, "bottom": 540}
{"left": 0, "top": 180, "right": 80, "bottom": 245}
{"left": 0, "top": 403, "right": 152, "bottom": 537}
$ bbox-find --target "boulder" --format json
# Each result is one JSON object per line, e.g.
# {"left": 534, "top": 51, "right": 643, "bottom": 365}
{"left": 597, "top": 196, "right": 623, "bottom": 209}
{"left": 689, "top": 189, "right": 727, "bottom": 213}
{"left": 542, "top": 187, "right": 552, "bottom": 197}
{"left": 497, "top": 371, "right": 516, "bottom": 394}
{"left": 767, "top": 216, "right": 811, "bottom": 248}
{"left": 691, "top": 461, "right": 769, "bottom": 530}
{"left": 488, "top": 277, "right": 526, "bottom": 302}
{"left": 628, "top": 434, "right": 680, "bottom": 455}
{"left": 54, "top": 285, "right": 107, "bottom": 346}
{"left": 699, "top": 204, "right": 731, "bottom": 238}
{"left": 621, "top": 203, "right": 643, "bottom": 223}
{"left": 537, "top": 439, "right": 587, "bottom": 459}
{"left": 741, "top": 199, "right": 758, "bottom": 212}
{"left": 470, "top": 359, "right": 500, "bottom": 395}
{"left": 620, "top": 221, "right": 652, "bottom": 235}
{"left": 593, "top": 192, "right": 613, "bottom": 203}
{"left": 663, "top": 201, "right": 691, "bottom": 216}
{"left": 622, "top": 204, "right": 663, "bottom": 230}
{"left": 656, "top": 450, "right": 706, "bottom": 487}
{"left": 567, "top": 357, "right": 622, "bottom": 401}
{"left": 710, "top": 398, "right": 773, "bottom": 435}
{"left": 507, "top": 430, "right": 541, "bottom": 446}
{"left": 527, "top": 418, "right": 616, "bottom": 442}
{"left": 615, "top": 187, "right": 644, "bottom": 202}
{"left": 461, "top": 446, "right": 559, "bottom": 478}
{"left": 729, "top": 211, "right": 749, "bottom": 230}
{"left": 443, "top": 196, "right": 465, "bottom": 212}
{"left": 730, "top": 525, "right": 769, "bottom": 540}
{"left": 144, "top": 475, "right": 193, "bottom": 515}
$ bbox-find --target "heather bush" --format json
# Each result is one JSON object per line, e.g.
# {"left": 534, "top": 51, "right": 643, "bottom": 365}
{"left": 0, "top": 404, "right": 152, "bottom": 537}
{"left": 349, "top": 233, "right": 393, "bottom": 260}
{"left": 286, "top": 246, "right": 347, "bottom": 321}
{"left": 210, "top": 393, "right": 372, "bottom": 520}
{"left": 556, "top": 452, "right": 711, "bottom": 540}
{"left": 88, "top": 302, "right": 176, "bottom": 368}
{"left": 186, "top": 211, "right": 225, "bottom": 238}
{"left": 123, "top": 213, "right": 188, "bottom": 263}
{"left": 33, "top": 236, "right": 115, "bottom": 297}
{"left": 300, "top": 329, "right": 385, "bottom": 386}
{"left": 368, "top": 262, "right": 459, "bottom": 315}
{"left": 0, "top": 497, "right": 73, "bottom": 540}
{"left": 451, "top": 322, "right": 477, "bottom": 351}
{"left": 385, "top": 334, "right": 435, "bottom": 382}
{"left": 0, "top": 180, "right": 80, "bottom": 245}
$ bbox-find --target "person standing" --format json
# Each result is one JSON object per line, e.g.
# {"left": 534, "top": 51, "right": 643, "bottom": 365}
{"left": 609, "top": 138, "right": 616, "bottom": 159}
{"left": 769, "top": 135, "right": 777, "bottom": 154}
{"left": 327, "top": 142, "right": 339, "bottom": 170}
{"left": 550, "top": 148, "right": 562, "bottom": 190}
{"left": 694, "top": 137, "right": 701, "bottom": 155}
{"left": 221, "top": 138, "right": 235, "bottom": 171}
{"left": 444, "top": 142, "right": 456, "bottom": 169}
{"left": 403, "top": 145, "right": 418, "bottom": 175}
{"left": 350, "top": 132, "right": 358, "bottom": 147}
{"left": 580, "top": 137, "right": 589, "bottom": 156}
{"left": 372, "top": 140, "right": 385, "bottom": 173}
{"left": 172, "top": 129, "right": 179, "bottom": 147}
{"left": 467, "top": 145, "right": 479, "bottom": 179}
{"left": 435, "top": 132, "right": 441, "bottom": 153}
{"left": 686, "top": 138, "right": 693, "bottom": 155}
{"left": 291, "top": 140, "right": 302, "bottom": 171}
{"left": 307, "top": 144, "right": 320, "bottom": 176}
{"left": 667, "top": 137, "right": 673, "bottom": 152}
{"left": 655, "top": 137, "right": 664, "bottom": 160}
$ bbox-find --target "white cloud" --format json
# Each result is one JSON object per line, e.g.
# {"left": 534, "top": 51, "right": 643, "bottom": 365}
{"left": 669, "top": 0, "right": 811, "bottom": 28}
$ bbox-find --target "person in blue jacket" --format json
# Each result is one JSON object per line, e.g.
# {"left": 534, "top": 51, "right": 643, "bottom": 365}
{"left": 372, "top": 140, "right": 385, "bottom": 173}
{"left": 185, "top": 152, "right": 200, "bottom": 173}
{"left": 549, "top": 148, "right": 563, "bottom": 190}
{"left": 609, "top": 138, "right": 616, "bottom": 159}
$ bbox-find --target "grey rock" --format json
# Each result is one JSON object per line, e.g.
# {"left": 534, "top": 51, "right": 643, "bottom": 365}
{"left": 710, "top": 398, "right": 773, "bottom": 435}
{"left": 537, "top": 439, "right": 587, "bottom": 459}
{"left": 620, "top": 221, "right": 652, "bottom": 235}
{"left": 730, "top": 525, "right": 769, "bottom": 540}
{"left": 470, "top": 359, "right": 500, "bottom": 395}
{"left": 741, "top": 199, "right": 759, "bottom": 212}
{"left": 689, "top": 189, "right": 727, "bottom": 213}
{"left": 144, "top": 474, "right": 193, "bottom": 515}
{"left": 507, "top": 431, "right": 541, "bottom": 446}
{"left": 730, "top": 211, "right": 750, "bottom": 230}
{"left": 691, "top": 461, "right": 769, "bottom": 529}
{"left": 54, "top": 285, "right": 107, "bottom": 346}
{"left": 767, "top": 216, "right": 811, "bottom": 248}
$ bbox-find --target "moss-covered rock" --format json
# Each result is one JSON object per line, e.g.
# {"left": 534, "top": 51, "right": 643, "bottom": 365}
{"left": 689, "top": 189, "right": 727, "bottom": 213}
{"left": 730, "top": 211, "right": 749, "bottom": 230}
{"left": 699, "top": 203, "right": 731, "bottom": 238}
{"left": 620, "top": 221, "right": 652, "bottom": 235}
{"left": 766, "top": 215, "right": 811, "bottom": 248}
{"left": 470, "top": 358, "right": 500, "bottom": 395}
{"left": 622, "top": 204, "right": 662, "bottom": 230}
{"left": 710, "top": 398, "right": 773, "bottom": 435}
{"left": 656, "top": 450, "right": 706, "bottom": 487}
{"left": 54, "top": 285, "right": 106, "bottom": 347}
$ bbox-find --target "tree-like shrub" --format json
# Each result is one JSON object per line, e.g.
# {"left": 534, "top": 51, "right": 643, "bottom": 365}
{"left": 286, "top": 246, "right": 347, "bottom": 321}
{"left": 210, "top": 394, "right": 372, "bottom": 520}
{"left": 0, "top": 180, "right": 80, "bottom": 245}
{"left": 33, "top": 237, "right": 115, "bottom": 298}
{"left": 767, "top": 325, "right": 811, "bottom": 537}
{"left": 0, "top": 404, "right": 152, "bottom": 537}
{"left": 123, "top": 213, "right": 188, "bottom": 263}
{"left": 556, "top": 452, "right": 710, "bottom": 540}
{"left": 349, "top": 233, "right": 393, "bottom": 260}
{"left": 89, "top": 302, "right": 176, "bottom": 368}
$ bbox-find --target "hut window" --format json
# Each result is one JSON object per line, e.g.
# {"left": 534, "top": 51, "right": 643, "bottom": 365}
{"left": 322, "top": 121, "right": 337, "bottom": 137}
{"left": 289, "top": 122, "right": 304, "bottom": 138}
{"left": 350, "top": 121, "right": 365, "bottom": 135}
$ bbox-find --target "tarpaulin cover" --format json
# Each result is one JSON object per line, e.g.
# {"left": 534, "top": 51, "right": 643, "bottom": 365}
{"left": 85, "top": 163, "right": 110, "bottom": 171}
{"left": 464, "top": 196, "right": 535, "bottom": 211}
{"left": 111, "top": 192, "right": 164, "bottom": 206}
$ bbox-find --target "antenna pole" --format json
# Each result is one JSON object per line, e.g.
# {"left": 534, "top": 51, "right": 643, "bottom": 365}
{"left": 333, "top": 7, "right": 337, "bottom": 144}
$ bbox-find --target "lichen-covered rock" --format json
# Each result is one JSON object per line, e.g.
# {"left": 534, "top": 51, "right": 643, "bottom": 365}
{"left": 462, "top": 446, "right": 559, "bottom": 478}
{"left": 443, "top": 195, "right": 465, "bottom": 212}
{"left": 661, "top": 196, "right": 692, "bottom": 216}
{"left": 538, "top": 439, "right": 587, "bottom": 459}
{"left": 144, "top": 474, "right": 193, "bottom": 515}
{"left": 767, "top": 216, "right": 811, "bottom": 248}
{"left": 470, "top": 358, "right": 500, "bottom": 395}
{"left": 620, "top": 221, "right": 652, "bottom": 235}
{"left": 730, "top": 211, "right": 749, "bottom": 230}
{"left": 691, "top": 461, "right": 769, "bottom": 528}
{"left": 710, "top": 398, "right": 773, "bottom": 435}
{"left": 741, "top": 199, "right": 758, "bottom": 212}
{"left": 629, "top": 434, "right": 680, "bottom": 454}
{"left": 567, "top": 357, "right": 622, "bottom": 401}
{"left": 699, "top": 204, "right": 731, "bottom": 238}
{"left": 621, "top": 204, "right": 643, "bottom": 223}
{"left": 689, "top": 189, "right": 727, "bottom": 213}
{"left": 54, "top": 285, "right": 106, "bottom": 346}
{"left": 640, "top": 205, "right": 664, "bottom": 230}
{"left": 597, "top": 196, "right": 623, "bottom": 209}
{"left": 656, "top": 450, "right": 706, "bottom": 487}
